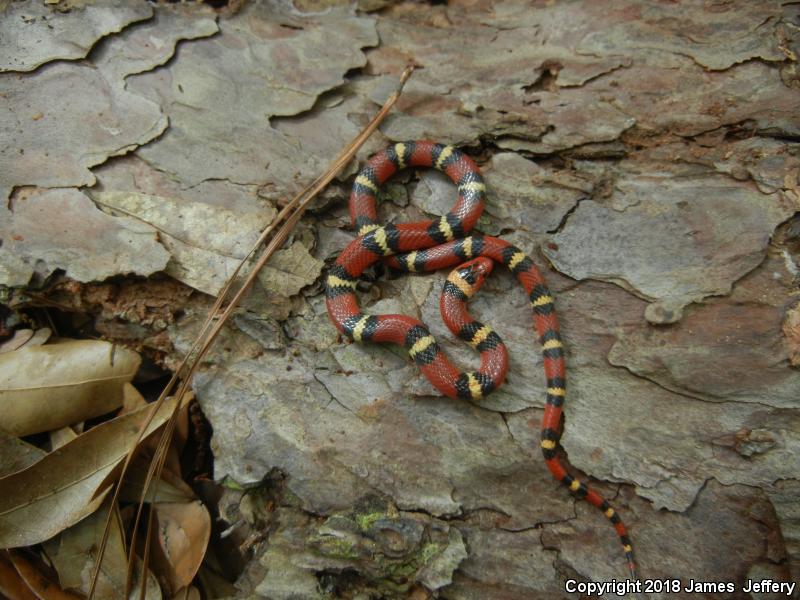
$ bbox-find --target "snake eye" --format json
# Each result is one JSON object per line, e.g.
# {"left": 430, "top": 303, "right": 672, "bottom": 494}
{"left": 459, "top": 264, "right": 478, "bottom": 284}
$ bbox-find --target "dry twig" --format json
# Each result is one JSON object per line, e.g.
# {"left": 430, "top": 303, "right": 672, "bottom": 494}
{"left": 89, "top": 66, "right": 415, "bottom": 599}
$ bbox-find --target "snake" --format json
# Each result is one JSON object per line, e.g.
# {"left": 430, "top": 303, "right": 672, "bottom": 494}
{"left": 324, "top": 140, "right": 637, "bottom": 578}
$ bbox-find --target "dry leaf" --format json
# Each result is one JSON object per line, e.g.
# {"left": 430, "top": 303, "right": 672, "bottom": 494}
{"left": 43, "top": 498, "right": 161, "bottom": 600}
{"left": 155, "top": 400, "right": 190, "bottom": 478}
{"left": 173, "top": 400, "right": 191, "bottom": 456}
{"left": 120, "top": 457, "right": 196, "bottom": 505}
{"left": 195, "top": 562, "right": 238, "bottom": 598}
{"left": 0, "top": 331, "right": 34, "bottom": 354}
{"left": 0, "top": 396, "right": 177, "bottom": 548}
{"left": 0, "top": 431, "right": 46, "bottom": 478}
{"left": 6, "top": 550, "right": 82, "bottom": 600}
{"left": 121, "top": 381, "right": 148, "bottom": 413}
{"left": 49, "top": 427, "right": 78, "bottom": 451}
{"left": 0, "top": 340, "right": 141, "bottom": 436}
{"left": 170, "top": 586, "right": 201, "bottom": 600}
{"left": 0, "top": 553, "right": 37, "bottom": 600}
{"left": 124, "top": 387, "right": 192, "bottom": 476}
{"left": 151, "top": 501, "right": 211, "bottom": 594}
{"left": 22, "top": 328, "right": 53, "bottom": 350}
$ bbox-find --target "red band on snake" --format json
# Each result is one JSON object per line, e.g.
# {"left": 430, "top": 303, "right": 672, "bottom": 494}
{"left": 325, "top": 140, "right": 637, "bottom": 578}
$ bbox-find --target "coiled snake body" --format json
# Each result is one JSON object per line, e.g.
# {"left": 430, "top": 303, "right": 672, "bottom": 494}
{"left": 325, "top": 141, "right": 636, "bottom": 578}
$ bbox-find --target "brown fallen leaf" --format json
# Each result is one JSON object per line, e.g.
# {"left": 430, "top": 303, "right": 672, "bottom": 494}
{"left": 151, "top": 399, "right": 190, "bottom": 479}
{"left": 0, "top": 430, "right": 46, "bottom": 478}
{"left": 195, "top": 561, "right": 238, "bottom": 598}
{"left": 0, "top": 330, "right": 34, "bottom": 354}
{"left": 118, "top": 452, "right": 206, "bottom": 595}
{"left": 120, "top": 456, "right": 195, "bottom": 505}
{"left": 0, "top": 553, "right": 37, "bottom": 600}
{"left": 121, "top": 381, "right": 147, "bottom": 413}
{"left": 150, "top": 501, "right": 211, "bottom": 594}
{"left": 49, "top": 426, "right": 78, "bottom": 451}
{"left": 121, "top": 383, "right": 191, "bottom": 477}
{"left": 21, "top": 327, "right": 52, "bottom": 350}
{"left": 6, "top": 550, "right": 82, "bottom": 600}
{"left": 0, "top": 396, "right": 177, "bottom": 548}
{"left": 170, "top": 586, "right": 201, "bottom": 600}
{"left": 0, "top": 339, "right": 141, "bottom": 436}
{"left": 172, "top": 399, "right": 191, "bottom": 457}
{"left": 43, "top": 497, "right": 161, "bottom": 600}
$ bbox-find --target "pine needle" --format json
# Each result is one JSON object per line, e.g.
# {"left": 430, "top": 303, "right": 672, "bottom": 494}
{"left": 88, "top": 65, "right": 414, "bottom": 599}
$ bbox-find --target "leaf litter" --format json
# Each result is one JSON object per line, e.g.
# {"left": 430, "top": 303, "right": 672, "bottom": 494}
{"left": 0, "top": 394, "right": 180, "bottom": 549}
{"left": 0, "top": 339, "right": 140, "bottom": 436}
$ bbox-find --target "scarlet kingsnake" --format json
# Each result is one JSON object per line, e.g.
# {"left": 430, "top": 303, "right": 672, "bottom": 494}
{"left": 325, "top": 140, "right": 637, "bottom": 578}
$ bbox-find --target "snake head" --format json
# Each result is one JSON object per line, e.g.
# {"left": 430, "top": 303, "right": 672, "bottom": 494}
{"left": 455, "top": 257, "right": 494, "bottom": 289}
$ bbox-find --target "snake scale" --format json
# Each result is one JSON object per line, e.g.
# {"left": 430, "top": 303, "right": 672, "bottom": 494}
{"left": 325, "top": 140, "right": 636, "bottom": 578}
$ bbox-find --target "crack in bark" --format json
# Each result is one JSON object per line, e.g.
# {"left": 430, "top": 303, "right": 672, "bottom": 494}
{"left": 607, "top": 355, "right": 783, "bottom": 411}
{"left": 312, "top": 371, "right": 365, "bottom": 420}
{"left": 546, "top": 193, "right": 590, "bottom": 235}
